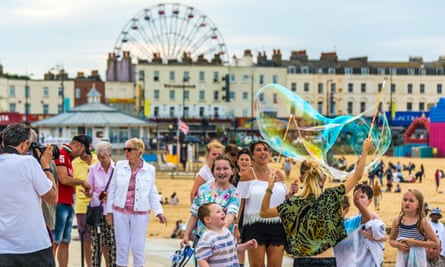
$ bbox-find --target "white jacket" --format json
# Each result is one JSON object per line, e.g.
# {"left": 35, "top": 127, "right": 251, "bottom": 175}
{"left": 106, "top": 159, "right": 163, "bottom": 216}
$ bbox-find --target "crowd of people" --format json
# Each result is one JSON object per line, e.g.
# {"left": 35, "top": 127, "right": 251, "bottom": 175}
{"left": 1, "top": 122, "right": 445, "bottom": 267}
{"left": 0, "top": 123, "right": 166, "bottom": 267}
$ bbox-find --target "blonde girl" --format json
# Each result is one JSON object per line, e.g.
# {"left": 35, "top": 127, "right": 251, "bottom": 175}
{"left": 189, "top": 140, "right": 224, "bottom": 203}
{"left": 389, "top": 189, "right": 439, "bottom": 267}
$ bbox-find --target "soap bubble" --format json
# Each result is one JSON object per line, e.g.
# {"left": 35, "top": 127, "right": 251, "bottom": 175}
{"left": 255, "top": 83, "right": 391, "bottom": 179}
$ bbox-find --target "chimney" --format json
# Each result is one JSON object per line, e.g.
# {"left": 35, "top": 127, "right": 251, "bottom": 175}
{"left": 272, "top": 49, "right": 282, "bottom": 66}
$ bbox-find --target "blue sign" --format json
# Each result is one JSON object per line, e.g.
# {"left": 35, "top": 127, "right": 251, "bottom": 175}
{"left": 386, "top": 111, "right": 429, "bottom": 127}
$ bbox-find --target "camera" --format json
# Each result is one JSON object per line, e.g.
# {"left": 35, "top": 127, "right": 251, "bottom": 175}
{"left": 31, "top": 142, "right": 60, "bottom": 160}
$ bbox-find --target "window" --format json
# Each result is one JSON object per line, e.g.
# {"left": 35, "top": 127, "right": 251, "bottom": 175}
{"left": 199, "top": 71, "right": 205, "bottom": 81}
{"left": 360, "top": 102, "right": 366, "bottom": 113}
{"left": 259, "top": 93, "right": 264, "bottom": 102}
{"left": 437, "top": 84, "right": 443, "bottom": 94}
{"left": 229, "top": 74, "right": 235, "bottom": 83}
{"left": 304, "top": 83, "right": 309, "bottom": 92}
{"left": 361, "top": 83, "right": 366, "bottom": 93}
{"left": 184, "top": 90, "right": 189, "bottom": 101}
{"left": 25, "top": 84, "right": 30, "bottom": 98}
{"left": 154, "top": 106, "right": 159, "bottom": 117}
{"left": 184, "top": 107, "right": 189, "bottom": 118}
{"left": 377, "top": 68, "right": 386, "bottom": 75}
{"left": 154, "top": 89, "right": 159, "bottom": 100}
{"left": 273, "top": 93, "right": 278, "bottom": 104}
{"left": 43, "top": 86, "right": 49, "bottom": 98}
{"left": 407, "top": 83, "right": 413, "bottom": 94}
{"left": 58, "top": 86, "right": 63, "bottom": 97}
{"left": 291, "top": 82, "right": 297, "bottom": 92}
{"left": 391, "top": 83, "right": 396, "bottom": 93}
{"left": 9, "top": 85, "right": 15, "bottom": 97}
{"left": 213, "top": 91, "right": 219, "bottom": 101}
{"left": 75, "top": 88, "right": 81, "bottom": 99}
{"left": 9, "top": 103, "right": 16, "bottom": 112}
{"left": 347, "top": 101, "right": 353, "bottom": 114}
{"left": 288, "top": 66, "right": 296, "bottom": 74}
{"left": 419, "top": 83, "right": 425, "bottom": 94}
{"left": 348, "top": 83, "right": 353, "bottom": 93}
{"left": 378, "top": 83, "right": 383, "bottom": 92}
{"left": 243, "top": 75, "right": 249, "bottom": 83}
{"left": 390, "top": 68, "right": 397, "bottom": 75}
{"left": 328, "top": 67, "right": 336, "bottom": 74}
{"left": 259, "top": 74, "right": 264, "bottom": 85}
{"left": 419, "top": 102, "right": 425, "bottom": 111}
{"left": 58, "top": 104, "right": 63, "bottom": 113}
{"left": 301, "top": 66, "right": 309, "bottom": 74}
{"left": 229, "top": 91, "right": 235, "bottom": 101}
{"left": 169, "top": 107, "right": 175, "bottom": 117}
{"left": 318, "top": 83, "right": 323, "bottom": 94}
{"left": 214, "top": 107, "right": 219, "bottom": 118}
{"left": 183, "top": 71, "right": 190, "bottom": 81}
{"left": 199, "top": 107, "right": 205, "bottom": 117}
{"left": 138, "top": 70, "right": 145, "bottom": 81}
{"left": 272, "top": 75, "right": 278, "bottom": 83}
{"left": 345, "top": 67, "right": 353, "bottom": 75}
{"left": 242, "top": 92, "right": 248, "bottom": 100}
{"left": 361, "top": 68, "right": 369, "bottom": 75}
{"left": 406, "top": 102, "right": 413, "bottom": 111}
{"left": 43, "top": 104, "right": 49, "bottom": 114}
{"left": 199, "top": 90, "right": 205, "bottom": 101}
{"left": 169, "top": 90, "right": 175, "bottom": 100}
{"left": 169, "top": 71, "right": 175, "bottom": 81}
{"left": 317, "top": 101, "right": 323, "bottom": 114}
{"left": 407, "top": 68, "right": 415, "bottom": 75}
{"left": 153, "top": 70, "right": 159, "bottom": 81}
{"left": 213, "top": 72, "right": 219, "bottom": 82}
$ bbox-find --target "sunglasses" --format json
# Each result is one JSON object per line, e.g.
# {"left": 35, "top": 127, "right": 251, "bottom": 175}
{"left": 123, "top": 147, "right": 137, "bottom": 152}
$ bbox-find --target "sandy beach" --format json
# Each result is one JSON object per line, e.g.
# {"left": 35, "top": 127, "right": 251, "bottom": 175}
{"left": 144, "top": 155, "right": 445, "bottom": 266}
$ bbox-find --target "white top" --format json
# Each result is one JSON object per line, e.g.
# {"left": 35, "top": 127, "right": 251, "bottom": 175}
{"left": 430, "top": 220, "right": 445, "bottom": 256}
{"left": 196, "top": 165, "right": 214, "bottom": 182}
{"left": 0, "top": 154, "right": 52, "bottom": 253}
{"left": 237, "top": 168, "right": 287, "bottom": 225}
{"left": 106, "top": 160, "right": 163, "bottom": 215}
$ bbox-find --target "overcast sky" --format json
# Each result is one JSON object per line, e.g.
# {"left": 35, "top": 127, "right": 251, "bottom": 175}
{"left": 1, "top": 0, "right": 444, "bottom": 79}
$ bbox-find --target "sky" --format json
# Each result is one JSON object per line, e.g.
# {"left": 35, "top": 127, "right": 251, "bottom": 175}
{"left": 1, "top": 0, "right": 445, "bottom": 79}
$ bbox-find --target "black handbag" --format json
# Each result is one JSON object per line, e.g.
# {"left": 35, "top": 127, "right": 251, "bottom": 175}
{"left": 86, "top": 169, "right": 114, "bottom": 227}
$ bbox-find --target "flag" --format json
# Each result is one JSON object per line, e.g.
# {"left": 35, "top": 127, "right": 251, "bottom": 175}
{"left": 178, "top": 119, "right": 189, "bottom": 135}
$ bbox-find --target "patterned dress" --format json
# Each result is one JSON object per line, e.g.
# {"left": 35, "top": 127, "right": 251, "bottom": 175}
{"left": 277, "top": 184, "right": 346, "bottom": 256}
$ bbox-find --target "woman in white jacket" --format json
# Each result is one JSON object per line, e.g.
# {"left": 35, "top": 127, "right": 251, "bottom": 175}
{"left": 106, "top": 138, "right": 167, "bottom": 267}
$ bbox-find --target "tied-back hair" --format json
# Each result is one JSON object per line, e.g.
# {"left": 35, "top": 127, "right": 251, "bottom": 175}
{"left": 211, "top": 155, "right": 235, "bottom": 173}
{"left": 298, "top": 160, "right": 325, "bottom": 199}
{"left": 398, "top": 188, "right": 425, "bottom": 235}
{"left": 205, "top": 140, "right": 224, "bottom": 155}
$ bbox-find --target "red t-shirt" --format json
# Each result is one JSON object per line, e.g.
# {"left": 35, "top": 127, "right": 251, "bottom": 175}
{"left": 54, "top": 144, "right": 74, "bottom": 205}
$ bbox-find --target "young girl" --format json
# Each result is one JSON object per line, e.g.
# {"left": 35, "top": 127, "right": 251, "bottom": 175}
{"left": 389, "top": 189, "right": 439, "bottom": 266}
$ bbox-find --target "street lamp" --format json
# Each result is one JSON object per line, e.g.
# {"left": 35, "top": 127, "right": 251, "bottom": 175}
{"left": 326, "top": 79, "right": 332, "bottom": 116}
{"left": 168, "top": 124, "right": 174, "bottom": 142}
{"left": 24, "top": 73, "right": 33, "bottom": 124}
{"left": 182, "top": 74, "right": 189, "bottom": 119}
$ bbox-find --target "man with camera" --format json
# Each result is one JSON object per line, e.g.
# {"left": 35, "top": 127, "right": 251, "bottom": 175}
{"left": 0, "top": 123, "right": 57, "bottom": 267}
{"left": 53, "top": 135, "right": 92, "bottom": 267}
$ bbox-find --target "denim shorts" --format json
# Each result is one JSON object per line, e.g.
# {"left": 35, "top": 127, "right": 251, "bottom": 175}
{"left": 52, "top": 203, "right": 74, "bottom": 244}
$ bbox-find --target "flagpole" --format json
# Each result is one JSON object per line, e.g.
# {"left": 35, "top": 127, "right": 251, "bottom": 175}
{"left": 177, "top": 116, "right": 180, "bottom": 163}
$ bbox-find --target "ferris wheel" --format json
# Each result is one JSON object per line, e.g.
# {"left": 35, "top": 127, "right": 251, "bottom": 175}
{"left": 113, "top": 3, "right": 229, "bottom": 64}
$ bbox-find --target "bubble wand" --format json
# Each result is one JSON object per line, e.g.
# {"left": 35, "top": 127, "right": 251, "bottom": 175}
{"left": 277, "top": 114, "right": 293, "bottom": 163}
{"left": 368, "top": 80, "right": 386, "bottom": 138}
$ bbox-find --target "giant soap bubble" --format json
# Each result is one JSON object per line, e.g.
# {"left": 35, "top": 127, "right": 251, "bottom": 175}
{"left": 255, "top": 83, "right": 391, "bottom": 179}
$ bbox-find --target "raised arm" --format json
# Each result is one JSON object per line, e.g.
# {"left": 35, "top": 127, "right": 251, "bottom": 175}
{"left": 344, "top": 137, "right": 374, "bottom": 193}
{"left": 259, "top": 172, "right": 279, "bottom": 218}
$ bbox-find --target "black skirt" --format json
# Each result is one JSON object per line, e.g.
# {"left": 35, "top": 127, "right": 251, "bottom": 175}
{"left": 241, "top": 221, "right": 286, "bottom": 246}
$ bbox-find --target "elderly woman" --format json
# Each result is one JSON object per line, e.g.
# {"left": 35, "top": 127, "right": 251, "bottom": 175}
{"left": 87, "top": 141, "right": 116, "bottom": 267}
{"left": 105, "top": 138, "right": 167, "bottom": 267}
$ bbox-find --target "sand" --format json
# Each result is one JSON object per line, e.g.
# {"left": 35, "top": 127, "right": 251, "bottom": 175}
{"left": 147, "top": 156, "right": 445, "bottom": 265}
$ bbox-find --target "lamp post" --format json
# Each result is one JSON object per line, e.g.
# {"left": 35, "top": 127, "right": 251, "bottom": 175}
{"left": 326, "top": 79, "right": 332, "bottom": 116}
{"left": 168, "top": 124, "right": 174, "bottom": 142}
{"left": 24, "top": 73, "right": 33, "bottom": 124}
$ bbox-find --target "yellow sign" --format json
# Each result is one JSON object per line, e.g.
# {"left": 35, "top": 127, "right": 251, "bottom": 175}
{"left": 145, "top": 100, "right": 150, "bottom": 117}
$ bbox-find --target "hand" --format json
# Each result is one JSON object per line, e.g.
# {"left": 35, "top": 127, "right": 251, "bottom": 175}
{"left": 268, "top": 169, "right": 276, "bottom": 187}
{"left": 99, "top": 191, "right": 108, "bottom": 201}
{"left": 362, "top": 137, "right": 374, "bottom": 154}
{"left": 289, "top": 179, "right": 298, "bottom": 194}
{"left": 82, "top": 181, "right": 91, "bottom": 191}
{"left": 246, "top": 239, "right": 258, "bottom": 249}
{"left": 353, "top": 188, "right": 362, "bottom": 205}
{"left": 397, "top": 239, "right": 410, "bottom": 252}
{"left": 157, "top": 214, "right": 167, "bottom": 226}
{"left": 39, "top": 144, "right": 54, "bottom": 168}
{"left": 106, "top": 213, "right": 113, "bottom": 225}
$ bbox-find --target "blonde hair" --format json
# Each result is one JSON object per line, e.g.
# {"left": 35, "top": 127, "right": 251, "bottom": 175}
{"left": 398, "top": 188, "right": 425, "bottom": 235}
{"left": 205, "top": 140, "right": 224, "bottom": 157}
{"left": 126, "top": 138, "right": 145, "bottom": 155}
{"left": 298, "top": 160, "right": 325, "bottom": 199}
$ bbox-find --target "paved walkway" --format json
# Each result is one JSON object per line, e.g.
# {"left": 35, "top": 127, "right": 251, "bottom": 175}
{"left": 67, "top": 235, "right": 294, "bottom": 266}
